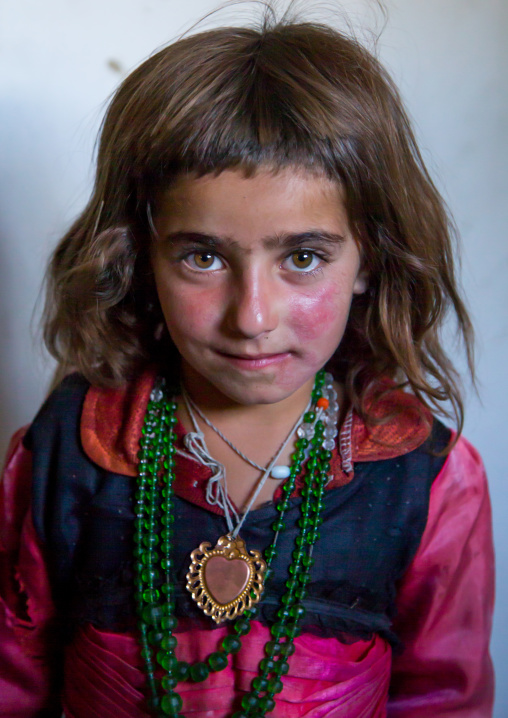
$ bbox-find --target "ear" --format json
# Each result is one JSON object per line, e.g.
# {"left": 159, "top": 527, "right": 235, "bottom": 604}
{"left": 353, "top": 268, "right": 369, "bottom": 295}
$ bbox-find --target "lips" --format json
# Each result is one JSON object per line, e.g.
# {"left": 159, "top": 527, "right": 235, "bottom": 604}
{"left": 215, "top": 350, "right": 292, "bottom": 369}
{"left": 220, "top": 351, "right": 285, "bottom": 360}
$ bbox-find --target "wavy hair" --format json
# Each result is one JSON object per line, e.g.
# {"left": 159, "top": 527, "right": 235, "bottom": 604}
{"left": 43, "top": 16, "right": 474, "bottom": 435}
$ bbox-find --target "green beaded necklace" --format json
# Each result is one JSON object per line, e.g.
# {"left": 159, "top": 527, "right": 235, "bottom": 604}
{"left": 134, "top": 370, "right": 333, "bottom": 717}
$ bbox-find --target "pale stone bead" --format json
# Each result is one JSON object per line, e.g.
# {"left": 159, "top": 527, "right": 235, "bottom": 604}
{"left": 270, "top": 465, "right": 291, "bottom": 479}
{"left": 151, "top": 388, "right": 164, "bottom": 402}
{"left": 297, "top": 423, "right": 315, "bottom": 440}
{"left": 324, "top": 426, "right": 337, "bottom": 440}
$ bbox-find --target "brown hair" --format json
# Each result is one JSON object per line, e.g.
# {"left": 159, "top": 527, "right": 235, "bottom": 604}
{"left": 43, "top": 16, "right": 474, "bottom": 435}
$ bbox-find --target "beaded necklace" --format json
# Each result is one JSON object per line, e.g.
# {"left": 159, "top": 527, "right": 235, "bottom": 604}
{"left": 134, "top": 370, "right": 335, "bottom": 717}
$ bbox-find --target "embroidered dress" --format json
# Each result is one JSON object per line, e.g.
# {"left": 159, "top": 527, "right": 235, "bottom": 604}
{"left": 0, "top": 373, "right": 494, "bottom": 717}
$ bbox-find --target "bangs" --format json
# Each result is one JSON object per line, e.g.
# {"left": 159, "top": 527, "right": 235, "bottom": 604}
{"left": 103, "top": 25, "right": 373, "bottom": 197}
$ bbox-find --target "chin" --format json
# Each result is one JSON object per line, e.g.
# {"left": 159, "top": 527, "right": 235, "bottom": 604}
{"left": 219, "top": 385, "right": 288, "bottom": 406}
{"left": 220, "top": 376, "right": 309, "bottom": 407}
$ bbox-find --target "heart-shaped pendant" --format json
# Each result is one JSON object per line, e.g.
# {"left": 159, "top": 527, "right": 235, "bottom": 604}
{"left": 186, "top": 535, "right": 266, "bottom": 624}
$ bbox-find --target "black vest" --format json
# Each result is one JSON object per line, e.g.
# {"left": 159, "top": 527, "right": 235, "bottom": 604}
{"left": 25, "top": 373, "right": 450, "bottom": 648}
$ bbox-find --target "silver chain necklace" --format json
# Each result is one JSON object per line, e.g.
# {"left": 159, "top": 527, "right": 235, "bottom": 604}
{"left": 182, "top": 388, "right": 306, "bottom": 480}
{"left": 180, "top": 374, "right": 339, "bottom": 533}
{"left": 181, "top": 388, "right": 308, "bottom": 537}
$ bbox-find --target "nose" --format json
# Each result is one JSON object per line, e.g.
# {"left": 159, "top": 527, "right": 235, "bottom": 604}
{"left": 226, "top": 268, "right": 279, "bottom": 339}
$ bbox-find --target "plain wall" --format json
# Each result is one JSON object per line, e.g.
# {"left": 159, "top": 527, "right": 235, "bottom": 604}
{"left": 1, "top": 0, "right": 506, "bottom": 713}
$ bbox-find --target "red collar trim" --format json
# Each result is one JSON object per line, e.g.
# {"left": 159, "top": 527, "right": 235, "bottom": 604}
{"left": 350, "top": 383, "right": 432, "bottom": 463}
{"left": 81, "top": 371, "right": 432, "bottom": 480}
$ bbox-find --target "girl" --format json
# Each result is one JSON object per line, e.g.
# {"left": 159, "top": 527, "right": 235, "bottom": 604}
{"left": 0, "top": 12, "right": 494, "bottom": 718}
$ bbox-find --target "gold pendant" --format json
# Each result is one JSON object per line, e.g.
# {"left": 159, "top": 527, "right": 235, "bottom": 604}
{"left": 186, "top": 534, "right": 266, "bottom": 624}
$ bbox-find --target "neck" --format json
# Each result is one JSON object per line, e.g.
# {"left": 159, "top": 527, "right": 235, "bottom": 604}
{"left": 180, "top": 365, "right": 316, "bottom": 431}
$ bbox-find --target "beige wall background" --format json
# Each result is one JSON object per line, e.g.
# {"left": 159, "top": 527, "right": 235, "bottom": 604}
{"left": 1, "top": 0, "right": 506, "bottom": 712}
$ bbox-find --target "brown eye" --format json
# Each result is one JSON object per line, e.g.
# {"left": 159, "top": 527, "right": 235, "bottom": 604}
{"left": 194, "top": 252, "right": 214, "bottom": 268}
{"left": 283, "top": 250, "right": 320, "bottom": 272}
{"left": 292, "top": 251, "right": 313, "bottom": 268}
{"left": 187, "top": 252, "right": 223, "bottom": 271}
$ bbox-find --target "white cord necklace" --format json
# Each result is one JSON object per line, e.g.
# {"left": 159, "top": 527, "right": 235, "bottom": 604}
{"left": 182, "top": 387, "right": 310, "bottom": 536}
{"left": 183, "top": 389, "right": 305, "bottom": 478}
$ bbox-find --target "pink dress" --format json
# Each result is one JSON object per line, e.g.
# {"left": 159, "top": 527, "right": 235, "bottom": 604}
{"left": 0, "top": 374, "right": 494, "bottom": 717}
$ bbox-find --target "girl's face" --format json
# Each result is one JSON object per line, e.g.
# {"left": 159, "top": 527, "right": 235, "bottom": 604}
{"left": 152, "top": 167, "right": 367, "bottom": 408}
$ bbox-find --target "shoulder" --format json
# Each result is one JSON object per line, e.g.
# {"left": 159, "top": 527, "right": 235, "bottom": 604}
{"left": 80, "top": 368, "right": 156, "bottom": 476}
{"left": 0, "top": 376, "right": 93, "bottom": 554}
{"left": 427, "top": 433, "right": 490, "bottom": 526}
{"left": 435, "top": 433, "right": 487, "bottom": 488}
{"left": 37, "top": 371, "right": 90, "bottom": 410}
{"left": 349, "top": 380, "right": 447, "bottom": 464}
{"left": 345, "top": 386, "right": 452, "bottom": 500}
{"left": 20, "top": 372, "right": 156, "bottom": 577}
{"left": 25, "top": 370, "right": 156, "bottom": 478}
{"left": 403, "top": 432, "right": 493, "bottom": 570}
{"left": 24, "top": 372, "right": 90, "bottom": 449}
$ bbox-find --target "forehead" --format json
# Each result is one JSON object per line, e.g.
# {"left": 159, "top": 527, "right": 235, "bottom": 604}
{"left": 154, "top": 166, "right": 350, "bottom": 240}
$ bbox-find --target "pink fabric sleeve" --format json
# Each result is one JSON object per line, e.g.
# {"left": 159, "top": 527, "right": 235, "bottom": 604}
{"left": 388, "top": 435, "right": 495, "bottom": 717}
{"left": 0, "top": 429, "right": 61, "bottom": 717}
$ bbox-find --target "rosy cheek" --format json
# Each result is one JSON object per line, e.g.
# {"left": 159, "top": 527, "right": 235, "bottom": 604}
{"left": 160, "top": 286, "right": 217, "bottom": 337}
{"left": 288, "top": 286, "right": 346, "bottom": 342}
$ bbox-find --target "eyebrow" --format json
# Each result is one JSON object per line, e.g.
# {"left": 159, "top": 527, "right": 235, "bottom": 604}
{"left": 161, "top": 230, "right": 346, "bottom": 249}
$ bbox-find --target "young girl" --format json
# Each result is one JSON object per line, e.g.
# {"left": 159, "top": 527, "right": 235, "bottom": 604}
{"left": 0, "top": 14, "right": 494, "bottom": 718}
